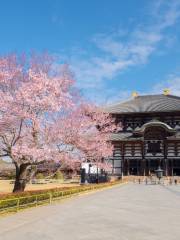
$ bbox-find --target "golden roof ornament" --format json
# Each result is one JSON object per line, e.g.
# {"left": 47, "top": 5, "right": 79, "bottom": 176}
{"left": 163, "top": 89, "right": 170, "bottom": 95}
{"left": 132, "top": 91, "right": 138, "bottom": 98}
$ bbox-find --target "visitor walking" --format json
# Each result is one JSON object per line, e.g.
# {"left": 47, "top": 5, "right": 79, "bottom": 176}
{"left": 169, "top": 178, "right": 172, "bottom": 185}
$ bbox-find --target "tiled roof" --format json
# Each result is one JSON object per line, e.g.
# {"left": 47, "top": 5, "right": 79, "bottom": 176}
{"left": 105, "top": 94, "right": 180, "bottom": 114}
{"left": 110, "top": 131, "right": 180, "bottom": 141}
{"left": 134, "top": 120, "right": 175, "bottom": 135}
{"left": 110, "top": 132, "right": 141, "bottom": 141}
{"left": 110, "top": 120, "right": 179, "bottom": 141}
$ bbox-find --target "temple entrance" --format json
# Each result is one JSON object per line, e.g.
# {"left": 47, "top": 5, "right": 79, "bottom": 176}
{"left": 173, "top": 168, "right": 180, "bottom": 176}
{"left": 123, "top": 158, "right": 166, "bottom": 176}
{"left": 143, "top": 125, "right": 167, "bottom": 176}
{"left": 147, "top": 159, "right": 162, "bottom": 173}
{"left": 124, "top": 158, "right": 180, "bottom": 176}
{"left": 171, "top": 159, "right": 180, "bottom": 176}
{"left": 129, "top": 167, "right": 138, "bottom": 175}
{"left": 124, "top": 159, "right": 141, "bottom": 176}
{"left": 116, "top": 122, "right": 180, "bottom": 177}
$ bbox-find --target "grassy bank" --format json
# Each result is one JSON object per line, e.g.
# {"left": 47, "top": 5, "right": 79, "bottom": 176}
{"left": 0, "top": 179, "right": 79, "bottom": 194}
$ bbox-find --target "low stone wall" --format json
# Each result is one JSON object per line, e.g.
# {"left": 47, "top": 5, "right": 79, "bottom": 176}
{"left": 122, "top": 175, "right": 180, "bottom": 183}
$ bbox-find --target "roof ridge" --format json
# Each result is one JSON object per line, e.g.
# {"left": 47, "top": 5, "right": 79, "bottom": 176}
{"left": 107, "top": 94, "right": 180, "bottom": 105}
{"left": 137, "top": 94, "right": 180, "bottom": 99}
{"left": 104, "top": 93, "right": 180, "bottom": 114}
{"left": 104, "top": 97, "right": 132, "bottom": 108}
{"left": 104, "top": 94, "right": 162, "bottom": 108}
{"left": 164, "top": 94, "right": 180, "bottom": 100}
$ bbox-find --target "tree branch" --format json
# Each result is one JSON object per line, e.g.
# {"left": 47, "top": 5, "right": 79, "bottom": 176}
{"left": 0, "top": 153, "right": 8, "bottom": 157}
{"left": 12, "top": 119, "right": 23, "bottom": 146}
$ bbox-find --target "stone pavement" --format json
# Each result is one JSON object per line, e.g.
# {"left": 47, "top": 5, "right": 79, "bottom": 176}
{"left": 0, "top": 183, "right": 180, "bottom": 240}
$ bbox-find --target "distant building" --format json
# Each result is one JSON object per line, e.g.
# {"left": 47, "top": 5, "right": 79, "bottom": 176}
{"left": 105, "top": 93, "right": 180, "bottom": 176}
{"left": 81, "top": 162, "right": 100, "bottom": 174}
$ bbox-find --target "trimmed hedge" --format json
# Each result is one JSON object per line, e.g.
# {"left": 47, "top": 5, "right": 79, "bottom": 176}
{"left": 0, "top": 180, "right": 125, "bottom": 213}
{"left": 0, "top": 186, "right": 78, "bottom": 200}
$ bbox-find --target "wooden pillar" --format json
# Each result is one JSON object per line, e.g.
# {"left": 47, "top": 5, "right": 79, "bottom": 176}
{"left": 148, "top": 159, "right": 151, "bottom": 176}
{"left": 146, "top": 159, "right": 150, "bottom": 176}
{"left": 164, "top": 159, "right": 168, "bottom": 176}
{"left": 139, "top": 159, "right": 143, "bottom": 176}
{"left": 137, "top": 159, "right": 139, "bottom": 176}
{"left": 164, "top": 140, "right": 167, "bottom": 176}
{"left": 122, "top": 143, "right": 124, "bottom": 176}
{"left": 127, "top": 159, "right": 130, "bottom": 176}
{"left": 144, "top": 159, "right": 147, "bottom": 176}
{"left": 167, "top": 159, "right": 170, "bottom": 176}
{"left": 171, "top": 159, "right": 174, "bottom": 176}
{"left": 121, "top": 158, "right": 124, "bottom": 178}
{"left": 141, "top": 141, "right": 145, "bottom": 176}
{"left": 123, "top": 159, "right": 126, "bottom": 176}
{"left": 143, "top": 159, "right": 146, "bottom": 176}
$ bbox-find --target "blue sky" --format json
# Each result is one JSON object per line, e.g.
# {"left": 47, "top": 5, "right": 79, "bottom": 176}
{"left": 1, "top": 0, "right": 180, "bottom": 104}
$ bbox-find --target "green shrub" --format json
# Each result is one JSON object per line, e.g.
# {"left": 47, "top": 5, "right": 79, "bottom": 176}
{"left": 4, "top": 171, "right": 16, "bottom": 180}
{"left": 19, "top": 195, "right": 37, "bottom": 206}
{"left": 0, "top": 198, "right": 18, "bottom": 211}
{"left": 0, "top": 180, "right": 123, "bottom": 202}
{"left": 0, "top": 180, "right": 124, "bottom": 212}
{"left": 53, "top": 171, "right": 64, "bottom": 180}
{"left": 52, "top": 191, "right": 63, "bottom": 198}
{"left": 36, "top": 173, "right": 45, "bottom": 179}
{"left": 36, "top": 193, "right": 50, "bottom": 202}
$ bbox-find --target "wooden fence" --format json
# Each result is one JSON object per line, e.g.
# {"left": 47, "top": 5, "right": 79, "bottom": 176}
{"left": 0, "top": 181, "right": 126, "bottom": 214}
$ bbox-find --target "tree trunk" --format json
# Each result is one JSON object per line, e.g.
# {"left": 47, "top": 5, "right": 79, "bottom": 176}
{"left": 13, "top": 163, "right": 29, "bottom": 192}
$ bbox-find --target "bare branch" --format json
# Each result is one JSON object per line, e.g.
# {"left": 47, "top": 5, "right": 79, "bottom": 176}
{"left": 12, "top": 119, "right": 23, "bottom": 146}
{"left": 0, "top": 153, "right": 8, "bottom": 157}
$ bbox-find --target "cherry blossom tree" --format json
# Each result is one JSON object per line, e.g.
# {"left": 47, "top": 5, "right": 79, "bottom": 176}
{"left": 0, "top": 53, "right": 119, "bottom": 192}
{"left": 50, "top": 103, "right": 119, "bottom": 174}
{"left": 0, "top": 54, "right": 75, "bottom": 192}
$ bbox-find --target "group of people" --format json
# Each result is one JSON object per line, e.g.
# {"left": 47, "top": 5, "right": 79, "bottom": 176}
{"left": 134, "top": 177, "right": 179, "bottom": 185}
{"left": 168, "top": 178, "right": 178, "bottom": 185}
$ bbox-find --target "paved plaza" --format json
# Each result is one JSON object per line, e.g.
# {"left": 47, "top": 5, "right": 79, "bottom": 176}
{"left": 0, "top": 183, "right": 180, "bottom": 240}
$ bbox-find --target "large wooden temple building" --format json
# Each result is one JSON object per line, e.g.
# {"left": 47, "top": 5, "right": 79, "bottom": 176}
{"left": 105, "top": 92, "right": 180, "bottom": 177}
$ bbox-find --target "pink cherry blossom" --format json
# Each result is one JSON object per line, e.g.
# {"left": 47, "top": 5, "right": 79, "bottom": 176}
{"left": 0, "top": 54, "right": 75, "bottom": 192}
{"left": 0, "top": 54, "right": 120, "bottom": 192}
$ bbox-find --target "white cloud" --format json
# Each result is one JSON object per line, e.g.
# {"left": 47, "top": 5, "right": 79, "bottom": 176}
{"left": 81, "top": 73, "right": 180, "bottom": 105}
{"left": 88, "top": 89, "right": 131, "bottom": 106}
{"left": 153, "top": 74, "right": 180, "bottom": 96}
{"left": 71, "top": 29, "right": 161, "bottom": 92}
{"left": 70, "top": 0, "right": 180, "bottom": 103}
{"left": 152, "top": 0, "right": 180, "bottom": 30}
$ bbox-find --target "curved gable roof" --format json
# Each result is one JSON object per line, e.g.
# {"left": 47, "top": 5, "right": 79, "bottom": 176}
{"left": 105, "top": 94, "right": 180, "bottom": 114}
{"left": 134, "top": 120, "right": 176, "bottom": 136}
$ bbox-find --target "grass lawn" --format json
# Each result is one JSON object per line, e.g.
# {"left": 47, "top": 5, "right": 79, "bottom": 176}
{"left": 0, "top": 180, "right": 80, "bottom": 194}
